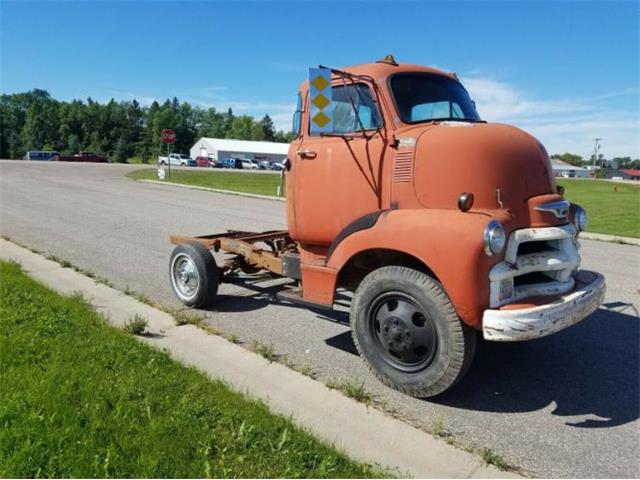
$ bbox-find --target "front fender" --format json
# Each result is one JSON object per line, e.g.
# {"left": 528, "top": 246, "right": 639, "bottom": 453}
{"left": 326, "top": 209, "right": 499, "bottom": 327}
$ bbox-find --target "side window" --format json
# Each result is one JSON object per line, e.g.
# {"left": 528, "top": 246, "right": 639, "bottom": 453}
{"left": 292, "top": 92, "right": 302, "bottom": 137}
{"left": 332, "top": 84, "right": 382, "bottom": 134}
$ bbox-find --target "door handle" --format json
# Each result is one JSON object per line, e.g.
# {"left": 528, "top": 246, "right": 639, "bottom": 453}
{"left": 296, "top": 149, "right": 317, "bottom": 159}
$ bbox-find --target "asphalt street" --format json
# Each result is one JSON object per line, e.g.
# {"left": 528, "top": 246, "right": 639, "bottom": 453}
{"left": 1, "top": 160, "right": 638, "bottom": 478}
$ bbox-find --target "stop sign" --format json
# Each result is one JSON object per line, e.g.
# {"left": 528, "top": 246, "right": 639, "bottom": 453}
{"left": 161, "top": 129, "right": 176, "bottom": 144}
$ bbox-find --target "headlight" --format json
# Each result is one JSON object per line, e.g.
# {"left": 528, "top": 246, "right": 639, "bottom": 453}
{"left": 575, "top": 207, "right": 588, "bottom": 231}
{"left": 483, "top": 220, "right": 506, "bottom": 256}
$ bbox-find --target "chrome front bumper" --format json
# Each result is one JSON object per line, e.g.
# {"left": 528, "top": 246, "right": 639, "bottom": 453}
{"left": 483, "top": 271, "right": 606, "bottom": 341}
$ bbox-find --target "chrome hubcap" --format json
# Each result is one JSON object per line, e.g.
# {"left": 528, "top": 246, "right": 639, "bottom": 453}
{"left": 172, "top": 255, "right": 199, "bottom": 298}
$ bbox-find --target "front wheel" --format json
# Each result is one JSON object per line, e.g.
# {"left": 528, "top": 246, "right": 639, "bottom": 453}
{"left": 350, "top": 266, "right": 476, "bottom": 398}
{"left": 169, "top": 242, "right": 219, "bottom": 308}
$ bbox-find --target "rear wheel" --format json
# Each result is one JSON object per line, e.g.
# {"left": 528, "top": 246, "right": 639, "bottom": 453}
{"left": 350, "top": 266, "right": 475, "bottom": 398}
{"left": 169, "top": 242, "right": 219, "bottom": 308}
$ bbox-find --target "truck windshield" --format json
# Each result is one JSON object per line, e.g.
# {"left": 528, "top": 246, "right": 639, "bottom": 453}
{"left": 390, "top": 73, "right": 481, "bottom": 124}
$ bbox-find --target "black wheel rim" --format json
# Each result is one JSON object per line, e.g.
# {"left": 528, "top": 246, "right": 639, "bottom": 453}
{"left": 368, "top": 292, "right": 438, "bottom": 373}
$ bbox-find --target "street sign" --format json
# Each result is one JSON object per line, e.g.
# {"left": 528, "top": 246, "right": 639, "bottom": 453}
{"left": 161, "top": 129, "right": 176, "bottom": 144}
{"left": 309, "top": 67, "right": 333, "bottom": 135}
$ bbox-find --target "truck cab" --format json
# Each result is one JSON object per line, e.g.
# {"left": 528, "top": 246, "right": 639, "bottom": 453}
{"left": 169, "top": 56, "right": 605, "bottom": 397}
{"left": 282, "top": 57, "right": 604, "bottom": 395}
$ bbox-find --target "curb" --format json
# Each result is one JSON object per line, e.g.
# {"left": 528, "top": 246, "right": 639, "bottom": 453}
{"left": 0, "top": 238, "right": 516, "bottom": 479}
{"left": 136, "top": 179, "right": 286, "bottom": 202}
{"left": 579, "top": 232, "right": 639, "bottom": 246}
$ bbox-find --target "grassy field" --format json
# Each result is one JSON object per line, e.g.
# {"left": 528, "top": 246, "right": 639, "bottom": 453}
{"left": 128, "top": 169, "right": 639, "bottom": 238}
{"left": 128, "top": 168, "right": 281, "bottom": 197}
{"left": 557, "top": 179, "right": 639, "bottom": 238}
{"left": 0, "top": 260, "right": 383, "bottom": 478}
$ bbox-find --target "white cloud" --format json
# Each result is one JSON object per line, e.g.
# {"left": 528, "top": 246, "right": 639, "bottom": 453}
{"left": 462, "top": 76, "right": 640, "bottom": 158}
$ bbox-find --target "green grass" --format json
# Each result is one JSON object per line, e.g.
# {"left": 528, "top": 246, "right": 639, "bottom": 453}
{"left": 557, "top": 179, "right": 640, "bottom": 238}
{"left": 128, "top": 168, "right": 281, "bottom": 197}
{"left": 0, "top": 260, "right": 384, "bottom": 478}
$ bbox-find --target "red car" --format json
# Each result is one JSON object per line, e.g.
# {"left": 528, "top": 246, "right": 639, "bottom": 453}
{"left": 56, "top": 151, "right": 108, "bottom": 163}
{"left": 195, "top": 156, "right": 216, "bottom": 168}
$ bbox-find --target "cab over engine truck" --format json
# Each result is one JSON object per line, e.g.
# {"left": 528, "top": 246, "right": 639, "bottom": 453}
{"left": 168, "top": 56, "right": 606, "bottom": 397}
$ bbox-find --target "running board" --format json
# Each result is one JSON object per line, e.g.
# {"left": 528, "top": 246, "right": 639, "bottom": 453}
{"left": 276, "top": 288, "right": 334, "bottom": 311}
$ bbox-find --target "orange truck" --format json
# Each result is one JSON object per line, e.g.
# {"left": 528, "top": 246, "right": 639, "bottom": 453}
{"left": 168, "top": 56, "right": 605, "bottom": 397}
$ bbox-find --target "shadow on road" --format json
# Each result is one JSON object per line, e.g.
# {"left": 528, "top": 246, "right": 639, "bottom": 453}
{"left": 207, "top": 277, "right": 639, "bottom": 429}
{"left": 435, "top": 306, "right": 639, "bottom": 429}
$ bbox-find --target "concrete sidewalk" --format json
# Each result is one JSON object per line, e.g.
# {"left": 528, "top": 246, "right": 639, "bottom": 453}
{"left": 0, "top": 238, "right": 516, "bottom": 479}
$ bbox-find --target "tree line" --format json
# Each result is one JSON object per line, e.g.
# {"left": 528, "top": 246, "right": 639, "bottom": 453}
{"left": 0, "top": 89, "right": 294, "bottom": 162}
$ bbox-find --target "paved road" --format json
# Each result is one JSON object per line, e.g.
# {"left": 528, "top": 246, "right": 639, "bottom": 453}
{"left": 1, "top": 160, "right": 638, "bottom": 478}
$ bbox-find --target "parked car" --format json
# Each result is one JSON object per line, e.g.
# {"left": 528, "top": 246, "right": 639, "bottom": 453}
{"left": 258, "top": 160, "right": 271, "bottom": 170}
{"left": 240, "top": 159, "right": 258, "bottom": 170}
{"left": 24, "top": 151, "right": 60, "bottom": 161}
{"left": 158, "top": 153, "right": 192, "bottom": 166}
{"left": 56, "top": 151, "right": 108, "bottom": 163}
{"left": 187, "top": 158, "right": 197, "bottom": 167}
{"left": 195, "top": 156, "right": 212, "bottom": 167}
{"left": 221, "top": 158, "right": 238, "bottom": 169}
{"left": 271, "top": 161, "right": 286, "bottom": 171}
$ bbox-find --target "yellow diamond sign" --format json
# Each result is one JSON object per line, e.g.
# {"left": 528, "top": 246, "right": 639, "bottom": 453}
{"left": 312, "top": 93, "right": 330, "bottom": 110}
{"left": 309, "top": 67, "right": 333, "bottom": 134}
{"left": 311, "top": 74, "right": 330, "bottom": 91}
{"left": 312, "top": 111, "right": 331, "bottom": 128}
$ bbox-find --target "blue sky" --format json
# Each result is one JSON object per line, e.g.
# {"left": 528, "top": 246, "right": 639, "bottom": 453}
{"left": 2, "top": 0, "right": 638, "bottom": 157}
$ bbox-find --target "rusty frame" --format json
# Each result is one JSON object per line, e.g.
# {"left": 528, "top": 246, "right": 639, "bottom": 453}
{"left": 170, "top": 230, "right": 294, "bottom": 276}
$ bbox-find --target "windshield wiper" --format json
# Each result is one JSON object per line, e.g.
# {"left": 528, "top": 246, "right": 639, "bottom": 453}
{"left": 425, "top": 117, "right": 485, "bottom": 123}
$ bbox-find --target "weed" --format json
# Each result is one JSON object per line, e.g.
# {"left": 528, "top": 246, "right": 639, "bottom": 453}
{"left": 250, "top": 340, "right": 277, "bottom": 362}
{"left": 297, "top": 362, "right": 317, "bottom": 379}
{"left": 46, "top": 254, "right": 72, "bottom": 268}
{"left": 480, "top": 448, "right": 509, "bottom": 471}
{"left": 325, "top": 378, "right": 372, "bottom": 404}
{"left": 225, "top": 333, "right": 240, "bottom": 344}
{"left": 123, "top": 314, "right": 149, "bottom": 335}
{"left": 173, "top": 309, "right": 205, "bottom": 326}
{"left": 201, "top": 324, "right": 220, "bottom": 336}
{"left": 133, "top": 292, "right": 152, "bottom": 305}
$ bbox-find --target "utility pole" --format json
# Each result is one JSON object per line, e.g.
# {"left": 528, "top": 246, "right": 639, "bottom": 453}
{"left": 592, "top": 138, "right": 602, "bottom": 167}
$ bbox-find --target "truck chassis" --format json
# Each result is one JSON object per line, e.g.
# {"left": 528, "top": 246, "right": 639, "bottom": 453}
{"left": 170, "top": 230, "right": 298, "bottom": 282}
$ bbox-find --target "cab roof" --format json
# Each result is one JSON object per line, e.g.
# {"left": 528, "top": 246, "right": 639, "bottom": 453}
{"left": 299, "top": 59, "right": 453, "bottom": 90}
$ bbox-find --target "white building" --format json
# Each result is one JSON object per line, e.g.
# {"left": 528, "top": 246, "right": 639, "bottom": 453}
{"left": 550, "top": 159, "right": 591, "bottom": 178}
{"left": 190, "top": 138, "right": 289, "bottom": 165}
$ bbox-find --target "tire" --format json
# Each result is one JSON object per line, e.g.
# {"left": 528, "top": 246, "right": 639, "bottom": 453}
{"left": 180, "top": 162, "right": 186, "bottom": 166}
{"left": 169, "top": 242, "right": 219, "bottom": 308}
{"left": 350, "top": 266, "right": 476, "bottom": 398}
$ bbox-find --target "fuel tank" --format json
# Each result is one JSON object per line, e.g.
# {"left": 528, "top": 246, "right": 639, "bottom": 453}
{"left": 408, "top": 122, "right": 557, "bottom": 220}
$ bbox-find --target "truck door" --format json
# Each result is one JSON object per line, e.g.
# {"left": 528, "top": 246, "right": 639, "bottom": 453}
{"left": 288, "top": 81, "right": 391, "bottom": 246}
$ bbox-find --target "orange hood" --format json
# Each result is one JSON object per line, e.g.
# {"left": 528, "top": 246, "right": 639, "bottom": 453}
{"left": 409, "top": 122, "right": 556, "bottom": 215}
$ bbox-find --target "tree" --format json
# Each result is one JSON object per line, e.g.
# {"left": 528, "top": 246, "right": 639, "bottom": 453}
{"left": 259, "top": 114, "right": 276, "bottom": 141}
{"left": 227, "top": 116, "right": 254, "bottom": 140}
{"left": 1, "top": 90, "right": 294, "bottom": 160}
